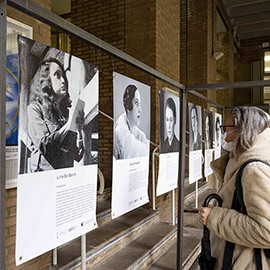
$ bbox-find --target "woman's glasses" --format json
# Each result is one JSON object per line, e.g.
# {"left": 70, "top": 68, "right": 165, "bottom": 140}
{"left": 220, "top": 125, "right": 235, "bottom": 134}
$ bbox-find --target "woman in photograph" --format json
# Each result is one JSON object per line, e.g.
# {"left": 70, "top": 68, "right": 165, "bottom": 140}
{"left": 27, "top": 58, "right": 84, "bottom": 172}
{"left": 161, "top": 97, "right": 179, "bottom": 153}
{"left": 114, "top": 84, "right": 149, "bottom": 160}
{"left": 190, "top": 105, "right": 202, "bottom": 151}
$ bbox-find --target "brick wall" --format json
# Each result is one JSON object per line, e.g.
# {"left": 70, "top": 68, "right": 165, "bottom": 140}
{"left": 155, "top": 0, "right": 180, "bottom": 221}
{"left": 234, "top": 46, "right": 262, "bottom": 106}
{"left": 216, "top": 32, "right": 234, "bottom": 118}
{"left": 6, "top": 2, "right": 51, "bottom": 269}
{"left": 71, "top": 0, "right": 125, "bottom": 188}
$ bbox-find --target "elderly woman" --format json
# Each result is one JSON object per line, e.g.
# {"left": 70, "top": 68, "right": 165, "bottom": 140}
{"left": 114, "top": 84, "right": 149, "bottom": 160}
{"left": 27, "top": 58, "right": 84, "bottom": 172}
{"left": 199, "top": 106, "right": 270, "bottom": 269}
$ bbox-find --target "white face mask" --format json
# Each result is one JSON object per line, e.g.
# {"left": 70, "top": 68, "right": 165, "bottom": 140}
{"left": 221, "top": 132, "right": 234, "bottom": 152}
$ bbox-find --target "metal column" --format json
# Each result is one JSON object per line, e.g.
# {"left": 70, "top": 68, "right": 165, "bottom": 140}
{"left": 176, "top": 89, "right": 187, "bottom": 270}
{"left": 0, "top": 0, "right": 7, "bottom": 269}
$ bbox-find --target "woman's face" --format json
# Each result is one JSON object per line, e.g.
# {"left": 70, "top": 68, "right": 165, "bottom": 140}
{"left": 205, "top": 116, "right": 210, "bottom": 142}
{"left": 127, "top": 90, "right": 141, "bottom": 127}
{"left": 165, "top": 107, "right": 175, "bottom": 141}
{"left": 49, "top": 62, "right": 67, "bottom": 101}
{"left": 191, "top": 108, "right": 198, "bottom": 139}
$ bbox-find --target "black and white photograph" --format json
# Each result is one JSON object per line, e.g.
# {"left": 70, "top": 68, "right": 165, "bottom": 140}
{"left": 204, "top": 109, "right": 214, "bottom": 177}
{"left": 16, "top": 37, "right": 98, "bottom": 265}
{"left": 204, "top": 109, "right": 213, "bottom": 150}
{"left": 113, "top": 72, "right": 150, "bottom": 160}
{"left": 112, "top": 72, "right": 150, "bottom": 219}
{"left": 160, "top": 90, "right": 180, "bottom": 153}
{"left": 189, "top": 103, "right": 202, "bottom": 152}
{"left": 188, "top": 102, "right": 202, "bottom": 183}
{"left": 157, "top": 89, "right": 179, "bottom": 196}
{"left": 214, "top": 113, "right": 222, "bottom": 159}
{"left": 18, "top": 36, "right": 98, "bottom": 174}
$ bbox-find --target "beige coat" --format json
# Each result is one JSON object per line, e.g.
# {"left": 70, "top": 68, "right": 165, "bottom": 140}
{"left": 208, "top": 128, "right": 270, "bottom": 270}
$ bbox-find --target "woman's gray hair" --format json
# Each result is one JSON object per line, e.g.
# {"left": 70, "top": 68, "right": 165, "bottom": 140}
{"left": 232, "top": 106, "right": 270, "bottom": 159}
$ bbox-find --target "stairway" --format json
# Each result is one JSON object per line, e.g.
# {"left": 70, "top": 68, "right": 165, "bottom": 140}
{"left": 52, "top": 179, "right": 216, "bottom": 270}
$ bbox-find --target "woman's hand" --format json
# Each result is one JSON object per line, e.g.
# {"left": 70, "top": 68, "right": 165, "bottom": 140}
{"left": 198, "top": 206, "right": 213, "bottom": 226}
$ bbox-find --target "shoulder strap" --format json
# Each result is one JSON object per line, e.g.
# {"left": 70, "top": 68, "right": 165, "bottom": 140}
{"left": 222, "top": 159, "right": 270, "bottom": 270}
{"left": 235, "top": 159, "right": 270, "bottom": 214}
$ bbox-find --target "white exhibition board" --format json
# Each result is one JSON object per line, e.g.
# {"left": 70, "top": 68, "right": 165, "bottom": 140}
{"left": 188, "top": 103, "right": 202, "bottom": 184}
{"left": 16, "top": 165, "right": 98, "bottom": 265}
{"left": 16, "top": 36, "right": 99, "bottom": 265}
{"left": 204, "top": 149, "right": 214, "bottom": 177}
{"left": 112, "top": 156, "right": 150, "bottom": 218}
{"left": 157, "top": 152, "right": 179, "bottom": 196}
{"left": 112, "top": 72, "right": 150, "bottom": 218}
{"left": 214, "top": 113, "right": 222, "bottom": 160}
{"left": 157, "top": 90, "right": 179, "bottom": 196}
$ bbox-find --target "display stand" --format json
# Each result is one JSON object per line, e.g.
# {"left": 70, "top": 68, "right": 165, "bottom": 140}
{"left": 1, "top": 1, "right": 270, "bottom": 270}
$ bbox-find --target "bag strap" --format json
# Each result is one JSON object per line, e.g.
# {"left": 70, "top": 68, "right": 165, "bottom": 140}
{"left": 222, "top": 159, "right": 270, "bottom": 270}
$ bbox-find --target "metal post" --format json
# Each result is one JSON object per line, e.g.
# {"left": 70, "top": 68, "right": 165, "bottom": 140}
{"left": 81, "top": 234, "right": 86, "bottom": 270}
{"left": 0, "top": 1, "right": 6, "bottom": 269}
{"left": 176, "top": 89, "right": 187, "bottom": 270}
{"left": 171, "top": 189, "right": 175, "bottom": 225}
{"left": 195, "top": 181, "right": 198, "bottom": 209}
{"left": 53, "top": 248, "right": 57, "bottom": 265}
{"left": 152, "top": 147, "right": 158, "bottom": 210}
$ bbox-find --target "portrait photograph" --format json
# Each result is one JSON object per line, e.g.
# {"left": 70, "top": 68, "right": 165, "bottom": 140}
{"left": 113, "top": 72, "right": 150, "bottom": 160}
{"left": 18, "top": 36, "right": 99, "bottom": 174}
{"left": 188, "top": 103, "right": 202, "bottom": 152}
{"left": 204, "top": 109, "right": 213, "bottom": 150}
{"left": 159, "top": 90, "right": 180, "bottom": 154}
{"left": 214, "top": 113, "right": 222, "bottom": 148}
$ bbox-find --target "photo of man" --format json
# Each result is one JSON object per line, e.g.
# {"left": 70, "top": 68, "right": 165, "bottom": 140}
{"left": 215, "top": 115, "right": 221, "bottom": 148}
{"left": 214, "top": 113, "right": 222, "bottom": 159}
{"left": 204, "top": 110, "right": 213, "bottom": 150}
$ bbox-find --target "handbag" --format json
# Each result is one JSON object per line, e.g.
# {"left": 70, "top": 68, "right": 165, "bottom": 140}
{"left": 222, "top": 159, "right": 270, "bottom": 270}
{"left": 199, "top": 193, "right": 223, "bottom": 270}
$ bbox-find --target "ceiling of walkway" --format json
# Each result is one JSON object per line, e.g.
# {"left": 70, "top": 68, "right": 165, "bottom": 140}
{"left": 220, "top": 0, "right": 270, "bottom": 40}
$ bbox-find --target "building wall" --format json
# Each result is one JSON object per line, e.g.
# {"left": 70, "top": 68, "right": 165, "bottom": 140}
{"left": 234, "top": 46, "right": 263, "bottom": 106}
{"left": 216, "top": 32, "right": 234, "bottom": 118}
{"left": 6, "top": 2, "right": 51, "bottom": 269}
{"left": 71, "top": 0, "right": 125, "bottom": 188}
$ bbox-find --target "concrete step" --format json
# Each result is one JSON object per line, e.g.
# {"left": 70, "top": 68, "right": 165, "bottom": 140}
{"left": 147, "top": 227, "right": 202, "bottom": 270}
{"left": 91, "top": 222, "right": 177, "bottom": 270}
{"left": 54, "top": 207, "right": 159, "bottom": 270}
{"left": 96, "top": 199, "right": 111, "bottom": 227}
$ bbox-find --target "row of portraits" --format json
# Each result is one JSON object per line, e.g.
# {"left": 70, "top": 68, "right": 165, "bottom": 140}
{"left": 189, "top": 104, "right": 222, "bottom": 152}
{"left": 10, "top": 36, "right": 223, "bottom": 174}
